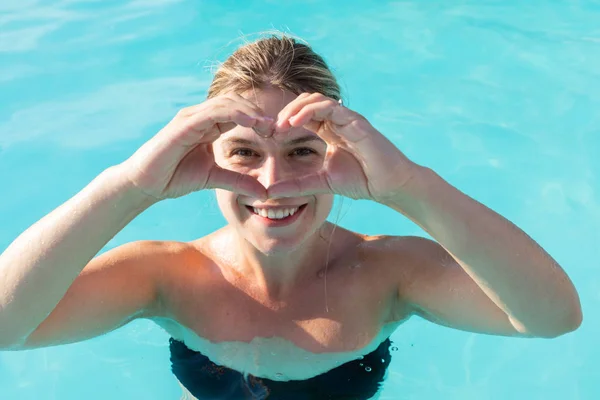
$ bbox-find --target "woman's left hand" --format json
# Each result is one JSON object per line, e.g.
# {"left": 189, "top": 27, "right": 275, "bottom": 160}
{"left": 267, "top": 93, "right": 420, "bottom": 202}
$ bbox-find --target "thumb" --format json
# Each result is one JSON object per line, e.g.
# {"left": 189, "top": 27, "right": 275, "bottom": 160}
{"left": 207, "top": 167, "right": 268, "bottom": 200}
{"left": 267, "top": 172, "right": 332, "bottom": 198}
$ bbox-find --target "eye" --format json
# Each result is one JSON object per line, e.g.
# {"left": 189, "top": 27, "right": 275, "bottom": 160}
{"left": 290, "top": 147, "right": 317, "bottom": 157}
{"left": 230, "top": 148, "right": 258, "bottom": 158}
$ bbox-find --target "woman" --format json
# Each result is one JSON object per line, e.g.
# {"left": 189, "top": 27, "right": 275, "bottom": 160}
{"left": 0, "top": 35, "right": 582, "bottom": 400}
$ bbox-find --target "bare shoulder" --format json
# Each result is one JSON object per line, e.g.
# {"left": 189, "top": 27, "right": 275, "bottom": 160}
{"left": 100, "top": 239, "right": 189, "bottom": 258}
{"left": 360, "top": 234, "right": 460, "bottom": 285}
{"left": 357, "top": 234, "right": 442, "bottom": 269}
{"left": 103, "top": 240, "right": 214, "bottom": 313}
{"left": 95, "top": 240, "right": 194, "bottom": 274}
{"left": 18, "top": 240, "right": 201, "bottom": 349}
{"left": 152, "top": 237, "right": 222, "bottom": 309}
{"left": 137, "top": 239, "right": 214, "bottom": 280}
{"left": 357, "top": 235, "right": 452, "bottom": 315}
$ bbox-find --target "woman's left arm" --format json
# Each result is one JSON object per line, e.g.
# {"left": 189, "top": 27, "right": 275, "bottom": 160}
{"left": 384, "top": 166, "right": 582, "bottom": 338}
{"left": 271, "top": 92, "right": 582, "bottom": 338}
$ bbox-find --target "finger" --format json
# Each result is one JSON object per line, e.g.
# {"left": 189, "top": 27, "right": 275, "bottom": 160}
{"left": 289, "top": 100, "right": 336, "bottom": 124}
{"left": 187, "top": 104, "right": 266, "bottom": 140}
{"left": 275, "top": 92, "right": 322, "bottom": 131}
{"left": 207, "top": 167, "right": 268, "bottom": 200}
{"left": 286, "top": 100, "right": 341, "bottom": 145}
{"left": 297, "top": 105, "right": 379, "bottom": 155}
{"left": 267, "top": 172, "right": 332, "bottom": 199}
{"left": 226, "top": 92, "right": 264, "bottom": 112}
{"left": 226, "top": 93, "right": 275, "bottom": 136}
{"left": 293, "top": 99, "right": 358, "bottom": 127}
{"left": 213, "top": 97, "right": 269, "bottom": 125}
{"left": 178, "top": 95, "right": 268, "bottom": 122}
{"left": 186, "top": 95, "right": 265, "bottom": 120}
{"left": 214, "top": 102, "right": 274, "bottom": 137}
{"left": 177, "top": 98, "right": 258, "bottom": 120}
{"left": 279, "top": 101, "right": 346, "bottom": 145}
{"left": 181, "top": 95, "right": 273, "bottom": 134}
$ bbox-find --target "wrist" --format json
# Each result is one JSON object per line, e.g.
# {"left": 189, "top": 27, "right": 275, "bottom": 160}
{"left": 101, "top": 165, "right": 160, "bottom": 210}
{"left": 378, "top": 165, "right": 440, "bottom": 215}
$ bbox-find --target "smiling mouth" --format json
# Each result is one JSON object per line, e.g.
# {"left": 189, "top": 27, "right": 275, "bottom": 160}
{"left": 246, "top": 204, "right": 307, "bottom": 220}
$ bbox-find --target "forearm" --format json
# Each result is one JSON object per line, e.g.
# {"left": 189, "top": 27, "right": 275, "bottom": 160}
{"left": 0, "top": 166, "right": 156, "bottom": 346}
{"left": 386, "top": 166, "right": 582, "bottom": 336}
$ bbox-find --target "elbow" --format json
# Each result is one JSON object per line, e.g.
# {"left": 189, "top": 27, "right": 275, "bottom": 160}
{"left": 513, "top": 296, "right": 583, "bottom": 338}
{"left": 535, "top": 302, "right": 583, "bottom": 339}
{"left": 555, "top": 291, "right": 584, "bottom": 337}
{"left": 539, "top": 284, "right": 584, "bottom": 338}
{"left": 539, "top": 316, "right": 581, "bottom": 338}
{"left": 0, "top": 321, "right": 29, "bottom": 351}
{"left": 555, "top": 304, "right": 583, "bottom": 337}
{"left": 0, "top": 335, "right": 26, "bottom": 351}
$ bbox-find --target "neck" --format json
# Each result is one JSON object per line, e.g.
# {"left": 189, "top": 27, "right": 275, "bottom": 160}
{"left": 229, "top": 223, "right": 337, "bottom": 300}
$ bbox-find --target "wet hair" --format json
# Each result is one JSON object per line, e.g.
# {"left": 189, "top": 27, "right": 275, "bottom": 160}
{"left": 207, "top": 33, "right": 341, "bottom": 101}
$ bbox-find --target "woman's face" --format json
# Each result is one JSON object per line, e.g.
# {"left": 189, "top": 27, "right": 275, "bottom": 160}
{"left": 212, "top": 87, "right": 333, "bottom": 254}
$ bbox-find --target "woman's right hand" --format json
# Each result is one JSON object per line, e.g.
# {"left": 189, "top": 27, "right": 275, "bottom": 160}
{"left": 119, "top": 93, "right": 274, "bottom": 201}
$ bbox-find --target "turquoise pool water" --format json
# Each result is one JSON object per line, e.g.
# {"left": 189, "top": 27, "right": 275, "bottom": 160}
{"left": 1, "top": 1, "right": 598, "bottom": 399}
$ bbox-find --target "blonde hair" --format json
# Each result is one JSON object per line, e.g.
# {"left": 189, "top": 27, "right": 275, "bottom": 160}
{"left": 207, "top": 34, "right": 341, "bottom": 101}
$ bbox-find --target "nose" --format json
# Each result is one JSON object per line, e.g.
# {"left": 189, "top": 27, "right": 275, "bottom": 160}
{"left": 256, "top": 156, "right": 293, "bottom": 189}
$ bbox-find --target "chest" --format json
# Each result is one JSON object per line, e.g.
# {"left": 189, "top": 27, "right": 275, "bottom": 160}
{"left": 157, "top": 257, "right": 402, "bottom": 379}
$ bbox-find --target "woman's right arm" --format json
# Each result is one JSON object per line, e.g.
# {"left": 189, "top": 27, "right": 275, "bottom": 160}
{"left": 0, "top": 167, "right": 161, "bottom": 349}
{"left": 0, "top": 94, "right": 273, "bottom": 350}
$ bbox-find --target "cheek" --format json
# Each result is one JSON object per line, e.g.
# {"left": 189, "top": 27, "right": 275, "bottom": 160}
{"left": 215, "top": 190, "right": 238, "bottom": 218}
{"left": 316, "top": 195, "right": 334, "bottom": 217}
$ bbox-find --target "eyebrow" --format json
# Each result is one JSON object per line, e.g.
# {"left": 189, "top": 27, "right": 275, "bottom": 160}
{"left": 222, "top": 135, "right": 326, "bottom": 147}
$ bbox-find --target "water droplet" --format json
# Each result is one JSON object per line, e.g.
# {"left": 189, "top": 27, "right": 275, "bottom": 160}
{"left": 391, "top": 346, "right": 398, "bottom": 351}
{"left": 359, "top": 363, "right": 363, "bottom": 366}
{"left": 275, "top": 372, "right": 283, "bottom": 379}
{"left": 365, "top": 366, "right": 372, "bottom": 372}
{"left": 381, "top": 358, "right": 385, "bottom": 363}
{"left": 357, "top": 355, "right": 364, "bottom": 360}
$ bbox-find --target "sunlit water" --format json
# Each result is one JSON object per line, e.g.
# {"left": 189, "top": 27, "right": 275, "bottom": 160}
{"left": 1, "top": 1, "right": 599, "bottom": 399}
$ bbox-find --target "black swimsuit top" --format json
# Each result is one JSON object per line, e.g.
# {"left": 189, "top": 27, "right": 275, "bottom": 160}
{"left": 169, "top": 337, "right": 392, "bottom": 400}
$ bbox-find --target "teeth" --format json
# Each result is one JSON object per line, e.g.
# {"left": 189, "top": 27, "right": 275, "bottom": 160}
{"left": 252, "top": 207, "right": 300, "bottom": 220}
